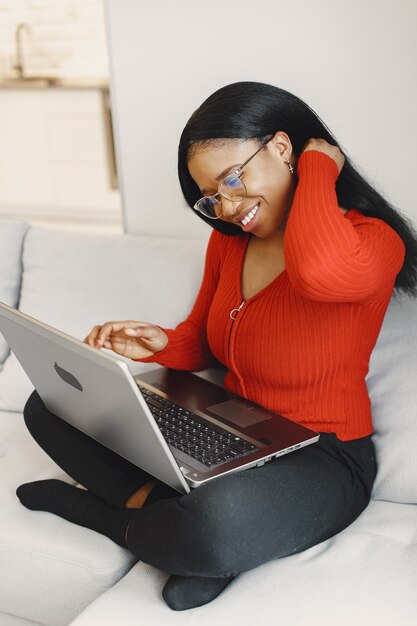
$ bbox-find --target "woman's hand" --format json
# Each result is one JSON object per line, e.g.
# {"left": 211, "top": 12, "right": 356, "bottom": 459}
{"left": 301, "top": 138, "right": 345, "bottom": 175}
{"left": 83, "top": 320, "right": 169, "bottom": 360}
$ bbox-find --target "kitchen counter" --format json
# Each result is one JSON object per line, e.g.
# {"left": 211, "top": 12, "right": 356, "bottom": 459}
{"left": 0, "top": 77, "right": 109, "bottom": 90}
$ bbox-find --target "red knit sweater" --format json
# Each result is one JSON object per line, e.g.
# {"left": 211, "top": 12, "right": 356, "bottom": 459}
{"left": 135, "top": 150, "right": 406, "bottom": 441}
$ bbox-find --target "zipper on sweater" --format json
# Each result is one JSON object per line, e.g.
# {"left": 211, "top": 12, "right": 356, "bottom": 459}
{"left": 227, "top": 299, "right": 247, "bottom": 397}
{"left": 229, "top": 299, "right": 245, "bottom": 321}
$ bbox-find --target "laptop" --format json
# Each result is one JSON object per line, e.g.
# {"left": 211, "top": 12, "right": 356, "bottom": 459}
{"left": 0, "top": 301, "right": 320, "bottom": 494}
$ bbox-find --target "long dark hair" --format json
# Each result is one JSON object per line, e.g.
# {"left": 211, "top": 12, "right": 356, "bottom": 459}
{"left": 178, "top": 81, "right": 417, "bottom": 299}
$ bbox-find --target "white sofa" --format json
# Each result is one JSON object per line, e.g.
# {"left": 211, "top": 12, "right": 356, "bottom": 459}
{"left": 0, "top": 219, "right": 416, "bottom": 626}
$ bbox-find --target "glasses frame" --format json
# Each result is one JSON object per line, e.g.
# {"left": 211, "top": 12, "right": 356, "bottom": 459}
{"left": 193, "top": 133, "right": 274, "bottom": 219}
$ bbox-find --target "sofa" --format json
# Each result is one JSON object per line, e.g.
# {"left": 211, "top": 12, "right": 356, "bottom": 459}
{"left": 0, "top": 219, "right": 416, "bottom": 626}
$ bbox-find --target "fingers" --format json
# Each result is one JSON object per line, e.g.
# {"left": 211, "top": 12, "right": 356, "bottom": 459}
{"left": 83, "top": 321, "right": 159, "bottom": 350}
{"left": 124, "top": 325, "right": 160, "bottom": 342}
{"left": 95, "top": 321, "right": 152, "bottom": 347}
{"left": 83, "top": 325, "right": 101, "bottom": 346}
{"left": 83, "top": 322, "right": 131, "bottom": 347}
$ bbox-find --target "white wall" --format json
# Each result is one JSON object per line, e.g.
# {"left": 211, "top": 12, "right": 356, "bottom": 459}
{"left": 104, "top": 0, "right": 417, "bottom": 239}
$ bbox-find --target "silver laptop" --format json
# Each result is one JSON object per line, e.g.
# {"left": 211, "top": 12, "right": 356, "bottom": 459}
{"left": 0, "top": 301, "right": 320, "bottom": 494}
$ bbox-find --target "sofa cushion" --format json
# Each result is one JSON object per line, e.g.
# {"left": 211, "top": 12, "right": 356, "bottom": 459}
{"left": 0, "top": 221, "right": 30, "bottom": 365}
{"left": 68, "top": 499, "right": 417, "bottom": 626}
{"left": 0, "top": 409, "right": 136, "bottom": 626}
{"left": 0, "top": 613, "right": 43, "bottom": 626}
{"left": 365, "top": 291, "right": 417, "bottom": 504}
{"left": 0, "top": 226, "right": 209, "bottom": 413}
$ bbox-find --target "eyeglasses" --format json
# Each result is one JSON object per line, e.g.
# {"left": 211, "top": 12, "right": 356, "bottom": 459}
{"left": 193, "top": 134, "right": 274, "bottom": 219}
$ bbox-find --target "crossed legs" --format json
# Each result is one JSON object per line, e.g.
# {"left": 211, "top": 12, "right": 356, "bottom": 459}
{"left": 16, "top": 389, "right": 377, "bottom": 609}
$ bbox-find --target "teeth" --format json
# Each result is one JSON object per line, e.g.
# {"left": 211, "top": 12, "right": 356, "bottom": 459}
{"left": 241, "top": 204, "right": 259, "bottom": 225}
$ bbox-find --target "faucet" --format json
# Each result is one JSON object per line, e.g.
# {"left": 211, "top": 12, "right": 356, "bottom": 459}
{"left": 13, "top": 22, "right": 32, "bottom": 79}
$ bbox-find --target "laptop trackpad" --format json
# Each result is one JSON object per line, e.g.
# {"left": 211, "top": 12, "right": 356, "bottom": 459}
{"left": 207, "top": 399, "right": 272, "bottom": 428}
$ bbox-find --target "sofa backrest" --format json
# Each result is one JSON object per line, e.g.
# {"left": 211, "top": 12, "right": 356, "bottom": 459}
{"left": 0, "top": 224, "right": 209, "bottom": 413}
{"left": 365, "top": 291, "right": 417, "bottom": 505}
{"left": 0, "top": 222, "right": 416, "bottom": 506}
{"left": 0, "top": 221, "right": 30, "bottom": 366}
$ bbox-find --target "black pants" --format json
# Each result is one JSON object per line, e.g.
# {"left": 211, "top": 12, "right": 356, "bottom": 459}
{"left": 22, "top": 389, "right": 377, "bottom": 578}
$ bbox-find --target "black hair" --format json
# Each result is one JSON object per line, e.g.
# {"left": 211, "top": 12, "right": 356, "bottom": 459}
{"left": 178, "top": 81, "right": 417, "bottom": 298}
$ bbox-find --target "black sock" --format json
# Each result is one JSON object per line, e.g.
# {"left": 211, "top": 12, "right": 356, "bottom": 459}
{"left": 16, "top": 479, "right": 134, "bottom": 548}
{"left": 162, "top": 573, "right": 237, "bottom": 610}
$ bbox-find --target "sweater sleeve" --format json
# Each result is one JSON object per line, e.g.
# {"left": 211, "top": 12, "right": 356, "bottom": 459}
{"left": 284, "top": 150, "right": 406, "bottom": 303}
{"left": 132, "top": 229, "right": 222, "bottom": 370}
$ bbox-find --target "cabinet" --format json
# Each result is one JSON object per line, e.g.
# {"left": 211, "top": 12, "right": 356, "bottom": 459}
{"left": 0, "top": 85, "right": 121, "bottom": 227}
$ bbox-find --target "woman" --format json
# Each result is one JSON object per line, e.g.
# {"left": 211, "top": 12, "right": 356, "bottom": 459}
{"left": 16, "top": 81, "right": 417, "bottom": 611}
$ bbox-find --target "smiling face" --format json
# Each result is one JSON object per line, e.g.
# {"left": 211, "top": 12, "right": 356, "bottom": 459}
{"left": 187, "top": 130, "right": 298, "bottom": 240}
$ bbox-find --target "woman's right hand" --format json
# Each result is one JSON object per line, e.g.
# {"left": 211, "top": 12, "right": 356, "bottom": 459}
{"left": 83, "top": 320, "right": 169, "bottom": 360}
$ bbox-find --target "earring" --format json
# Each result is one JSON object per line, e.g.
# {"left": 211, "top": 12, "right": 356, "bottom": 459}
{"left": 284, "top": 158, "right": 294, "bottom": 174}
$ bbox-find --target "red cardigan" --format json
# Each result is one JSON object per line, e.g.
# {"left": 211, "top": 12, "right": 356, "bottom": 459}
{"left": 135, "top": 150, "right": 406, "bottom": 441}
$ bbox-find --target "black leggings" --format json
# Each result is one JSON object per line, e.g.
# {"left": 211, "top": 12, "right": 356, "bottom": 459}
{"left": 22, "top": 389, "right": 377, "bottom": 578}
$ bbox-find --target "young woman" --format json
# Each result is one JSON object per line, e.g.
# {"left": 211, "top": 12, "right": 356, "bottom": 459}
{"left": 16, "top": 81, "right": 417, "bottom": 611}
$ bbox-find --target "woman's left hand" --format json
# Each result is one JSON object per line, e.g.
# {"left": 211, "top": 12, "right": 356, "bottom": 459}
{"left": 301, "top": 138, "right": 345, "bottom": 175}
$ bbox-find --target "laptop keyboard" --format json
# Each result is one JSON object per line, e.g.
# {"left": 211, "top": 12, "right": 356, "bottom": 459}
{"left": 138, "top": 385, "right": 260, "bottom": 469}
